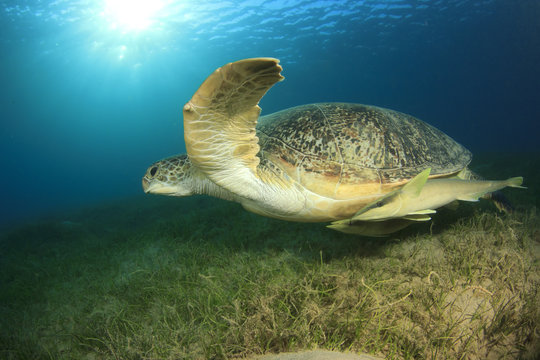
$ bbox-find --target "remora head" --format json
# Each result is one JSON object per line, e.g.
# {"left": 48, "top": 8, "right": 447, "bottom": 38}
{"left": 142, "top": 154, "right": 194, "bottom": 196}
{"left": 352, "top": 189, "right": 403, "bottom": 221}
{"left": 353, "top": 168, "right": 431, "bottom": 221}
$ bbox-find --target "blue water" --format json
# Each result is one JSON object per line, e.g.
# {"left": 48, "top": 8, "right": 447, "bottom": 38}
{"left": 1, "top": 0, "right": 539, "bottom": 226}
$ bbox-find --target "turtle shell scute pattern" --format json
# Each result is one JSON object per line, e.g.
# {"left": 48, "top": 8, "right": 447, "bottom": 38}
{"left": 257, "top": 103, "right": 471, "bottom": 198}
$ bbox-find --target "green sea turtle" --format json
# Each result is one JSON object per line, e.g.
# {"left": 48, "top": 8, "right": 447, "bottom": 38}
{"left": 142, "top": 58, "right": 523, "bottom": 235}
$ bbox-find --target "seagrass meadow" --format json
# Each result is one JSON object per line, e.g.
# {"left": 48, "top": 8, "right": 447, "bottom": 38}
{"left": 2, "top": 0, "right": 540, "bottom": 357}
{"left": 1, "top": 153, "right": 539, "bottom": 359}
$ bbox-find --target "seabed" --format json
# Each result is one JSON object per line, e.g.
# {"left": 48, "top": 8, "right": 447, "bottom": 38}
{"left": 1, "top": 153, "right": 539, "bottom": 359}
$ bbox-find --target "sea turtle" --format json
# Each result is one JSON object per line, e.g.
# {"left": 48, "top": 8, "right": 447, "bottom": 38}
{"left": 142, "top": 58, "right": 522, "bottom": 235}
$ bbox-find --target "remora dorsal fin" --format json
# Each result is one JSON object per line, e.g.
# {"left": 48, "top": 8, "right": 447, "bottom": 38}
{"left": 402, "top": 168, "right": 431, "bottom": 197}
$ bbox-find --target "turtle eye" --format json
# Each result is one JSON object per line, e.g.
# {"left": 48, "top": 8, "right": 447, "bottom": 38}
{"left": 376, "top": 201, "right": 384, "bottom": 208}
{"left": 150, "top": 166, "right": 158, "bottom": 177}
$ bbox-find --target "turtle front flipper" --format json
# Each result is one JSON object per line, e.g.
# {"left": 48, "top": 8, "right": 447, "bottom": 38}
{"left": 183, "top": 58, "right": 303, "bottom": 215}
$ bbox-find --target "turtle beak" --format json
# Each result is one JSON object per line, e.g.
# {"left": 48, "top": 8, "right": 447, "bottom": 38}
{"left": 142, "top": 177, "right": 179, "bottom": 195}
{"left": 142, "top": 177, "right": 151, "bottom": 193}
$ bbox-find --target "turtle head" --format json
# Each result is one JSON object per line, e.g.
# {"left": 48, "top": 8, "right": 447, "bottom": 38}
{"left": 142, "top": 154, "right": 194, "bottom": 196}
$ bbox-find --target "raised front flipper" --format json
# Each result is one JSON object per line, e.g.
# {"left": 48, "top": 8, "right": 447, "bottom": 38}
{"left": 183, "top": 58, "right": 304, "bottom": 215}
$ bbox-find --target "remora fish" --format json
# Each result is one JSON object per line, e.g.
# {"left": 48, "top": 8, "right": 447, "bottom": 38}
{"left": 352, "top": 168, "right": 524, "bottom": 222}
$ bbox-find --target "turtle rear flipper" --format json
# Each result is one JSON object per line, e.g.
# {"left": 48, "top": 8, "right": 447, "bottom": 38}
{"left": 457, "top": 168, "right": 524, "bottom": 213}
{"left": 484, "top": 191, "right": 514, "bottom": 213}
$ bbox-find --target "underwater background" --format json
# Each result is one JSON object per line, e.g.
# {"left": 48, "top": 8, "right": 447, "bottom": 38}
{"left": 1, "top": 0, "right": 539, "bottom": 226}
{"left": 1, "top": 0, "right": 539, "bottom": 359}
